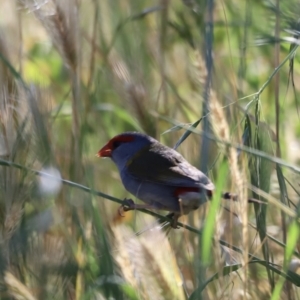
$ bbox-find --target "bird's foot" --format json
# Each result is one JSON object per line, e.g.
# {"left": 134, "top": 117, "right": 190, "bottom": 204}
{"left": 118, "top": 198, "right": 136, "bottom": 216}
{"left": 165, "top": 213, "right": 180, "bottom": 229}
{"left": 118, "top": 200, "right": 181, "bottom": 229}
{"left": 170, "top": 217, "right": 179, "bottom": 229}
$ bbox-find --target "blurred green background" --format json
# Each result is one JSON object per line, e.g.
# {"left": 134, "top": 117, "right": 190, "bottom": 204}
{"left": 0, "top": 0, "right": 300, "bottom": 299}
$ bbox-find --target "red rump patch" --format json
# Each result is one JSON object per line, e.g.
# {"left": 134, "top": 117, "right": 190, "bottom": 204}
{"left": 174, "top": 187, "right": 200, "bottom": 196}
{"left": 175, "top": 187, "right": 212, "bottom": 198}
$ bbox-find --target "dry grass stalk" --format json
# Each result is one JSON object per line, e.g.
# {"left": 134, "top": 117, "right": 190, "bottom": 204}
{"left": 109, "top": 52, "right": 156, "bottom": 135}
{"left": 0, "top": 33, "right": 15, "bottom": 97}
{"left": 192, "top": 50, "right": 249, "bottom": 293}
{"left": 4, "top": 271, "right": 37, "bottom": 300}
{"left": 20, "top": 0, "right": 79, "bottom": 71}
{"left": 20, "top": 0, "right": 82, "bottom": 181}
{"left": 112, "top": 224, "right": 185, "bottom": 300}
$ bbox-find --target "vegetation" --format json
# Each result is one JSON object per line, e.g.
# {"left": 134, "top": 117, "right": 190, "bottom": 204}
{"left": 0, "top": 0, "right": 300, "bottom": 299}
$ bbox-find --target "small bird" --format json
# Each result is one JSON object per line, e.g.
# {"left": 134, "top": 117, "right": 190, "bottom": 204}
{"left": 97, "top": 131, "right": 217, "bottom": 227}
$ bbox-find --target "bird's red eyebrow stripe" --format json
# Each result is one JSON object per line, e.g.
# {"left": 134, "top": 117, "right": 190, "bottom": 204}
{"left": 110, "top": 135, "right": 135, "bottom": 143}
{"left": 97, "top": 135, "right": 135, "bottom": 157}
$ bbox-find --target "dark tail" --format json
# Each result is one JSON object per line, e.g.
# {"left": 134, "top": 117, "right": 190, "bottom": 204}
{"left": 222, "top": 192, "right": 266, "bottom": 204}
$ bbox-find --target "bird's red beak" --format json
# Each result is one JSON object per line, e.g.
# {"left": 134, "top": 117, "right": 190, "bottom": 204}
{"left": 97, "top": 144, "right": 112, "bottom": 157}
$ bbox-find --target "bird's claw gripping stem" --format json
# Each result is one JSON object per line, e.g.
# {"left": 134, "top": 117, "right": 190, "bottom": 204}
{"left": 170, "top": 215, "right": 179, "bottom": 229}
{"left": 118, "top": 198, "right": 136, "bottom": 216}
{"left": 118, "top": 199, "right": 180, "bottom": 229}
{"left": 162, "top": 213, "right": 180, "bottom": 229}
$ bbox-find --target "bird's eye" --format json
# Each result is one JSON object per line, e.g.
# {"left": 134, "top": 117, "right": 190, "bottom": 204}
{"left": 112, "top": 141, "right": 122, "bottom": 149}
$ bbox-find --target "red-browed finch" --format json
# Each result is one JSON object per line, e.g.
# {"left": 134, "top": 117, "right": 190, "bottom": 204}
{"left": 97, "top": 132, "right": 217, "bottom": 226}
